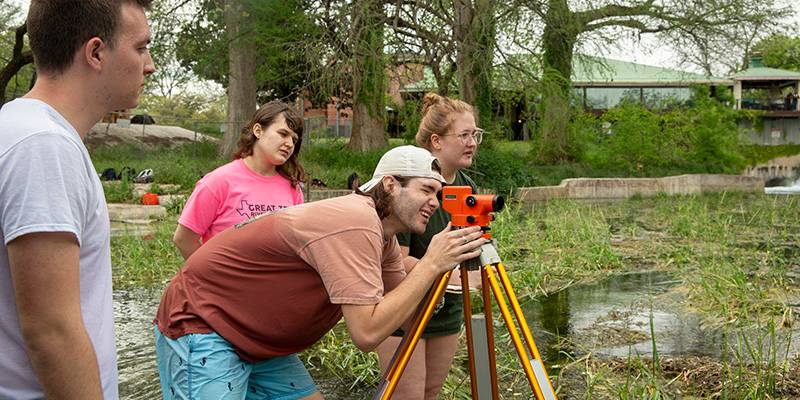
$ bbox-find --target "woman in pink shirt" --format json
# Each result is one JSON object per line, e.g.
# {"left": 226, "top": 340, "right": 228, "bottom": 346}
{"left": 173, "top": 101, "right": 306, "bottom": 259}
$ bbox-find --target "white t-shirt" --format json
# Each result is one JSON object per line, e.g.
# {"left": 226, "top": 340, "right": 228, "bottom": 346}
{"left": 0, "top": 99, "right": 118, "bottom": 399}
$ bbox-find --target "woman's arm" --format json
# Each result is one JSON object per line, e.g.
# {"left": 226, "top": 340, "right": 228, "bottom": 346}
{"left": 173, "top": 224, "right": 202, "bottom": 260}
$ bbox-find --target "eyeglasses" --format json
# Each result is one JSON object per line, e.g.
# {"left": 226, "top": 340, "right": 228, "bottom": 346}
{"left": 441, "top": 128, "right": 485, "bottom": 145}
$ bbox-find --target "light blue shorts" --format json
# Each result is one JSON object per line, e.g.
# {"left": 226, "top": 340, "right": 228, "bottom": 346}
{"left": 154, "top": 326, "right": 318, "bottom": 400}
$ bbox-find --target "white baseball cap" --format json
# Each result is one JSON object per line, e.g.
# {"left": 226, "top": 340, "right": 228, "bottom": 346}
{"left": 359, "top": 145, "right": 446, "bottom": 192}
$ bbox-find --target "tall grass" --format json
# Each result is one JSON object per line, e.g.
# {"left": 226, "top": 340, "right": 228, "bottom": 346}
{"left": 110, "top": 215, "right": 184, "bottom": 288}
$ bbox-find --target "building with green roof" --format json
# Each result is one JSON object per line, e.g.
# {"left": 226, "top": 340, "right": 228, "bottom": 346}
{"left": 402, "top": 55, "right": 730, "bottom": 110}
{"left": 568, "top": 56, "right": 730, "bottom": 111}
{"left": 401, "top": 55, "right": 731, "bottom": 138}
{"left": 732, "top": 56, "right": 800, "bottom": 145}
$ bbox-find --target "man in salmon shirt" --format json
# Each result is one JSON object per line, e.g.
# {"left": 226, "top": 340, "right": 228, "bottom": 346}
{"left": 154, "top": 145, "right": 487, "bottom": 399}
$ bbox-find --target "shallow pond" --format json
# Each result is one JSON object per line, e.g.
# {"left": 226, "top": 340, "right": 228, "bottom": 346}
{"left": 519, "top": 270, "right": 800, "bottom": 367}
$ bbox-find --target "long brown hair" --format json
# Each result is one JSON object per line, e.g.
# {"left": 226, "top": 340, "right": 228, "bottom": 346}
{"left": 233, "top": 101, "right": 306, "bottom": 187}
{"left": 415, "top": 93, "right": 474, "bottom": 150}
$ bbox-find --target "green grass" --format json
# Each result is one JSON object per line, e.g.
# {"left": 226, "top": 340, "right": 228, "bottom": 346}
{"left": 110, "top": 214, "right": 184, "bottom": 288}
{"left": 92, "top": 140, "right": 225, "bottom": 191}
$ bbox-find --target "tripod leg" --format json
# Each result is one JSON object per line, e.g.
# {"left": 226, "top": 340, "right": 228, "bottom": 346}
{"left": 460, "top": 267, "right": 479, "bottom": 398}
{"left": 494, "top": 263, "right": 557, "bottom": 399}
{"left": 373, "top": 270, "right": 452, "bottom": 400}
{"left": 496, "top": 263, "right": 544, "bottom": 364}
{"left": 485, "top": 266, "right": 557, "bottom": 400}
{"left": 481, "top": 267, "right": 500, "bottom": 400}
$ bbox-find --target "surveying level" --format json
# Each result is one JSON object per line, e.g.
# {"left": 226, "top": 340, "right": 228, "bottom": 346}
{"left": 373, "top": 186, "right": 557, "bottom": 400}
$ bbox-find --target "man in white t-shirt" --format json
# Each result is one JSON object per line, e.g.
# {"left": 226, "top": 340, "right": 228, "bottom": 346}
{"left": 0, "top": 1, "right": 155, "bottom": 398}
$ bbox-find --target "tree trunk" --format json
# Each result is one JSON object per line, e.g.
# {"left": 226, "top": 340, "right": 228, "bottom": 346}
{"left": 432, "top": 61, "right": 457, "bottom": 97}
{"left": 453, "top": 0, "right": 495, "bottom": 126}
{"left": 221, "top": 0, "right": 257, "bottom": 159}
{"left": 347, "top": 0, "right": 388, "bottom": 152}
{"left": 537, "top": 0, "right": 579, "bottom": 162}
{"left": 1, "top": 23, "right": 33, "bottom": 105}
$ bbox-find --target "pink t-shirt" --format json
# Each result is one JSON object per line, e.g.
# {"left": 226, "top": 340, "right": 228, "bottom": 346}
{"left": 178, "top": 158, "right": 303, "bottom": 243}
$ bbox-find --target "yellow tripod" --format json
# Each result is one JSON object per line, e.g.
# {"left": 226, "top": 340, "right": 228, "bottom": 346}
{"left": 372, "top": 239, "right": 558, "bottom": 399}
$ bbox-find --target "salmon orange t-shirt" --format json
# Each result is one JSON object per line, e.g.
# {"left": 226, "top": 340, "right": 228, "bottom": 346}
{"left": 156, "top": 194, "right": 405, "bottom": 362}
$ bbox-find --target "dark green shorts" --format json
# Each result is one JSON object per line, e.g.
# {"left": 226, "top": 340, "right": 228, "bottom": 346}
{"left": 393, "top": 292, "right": 464, "bottom": 338}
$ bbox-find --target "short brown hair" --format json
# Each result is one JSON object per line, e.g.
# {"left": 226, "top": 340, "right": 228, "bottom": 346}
{"left": 27, "top": 0, "right": 153, "bottom": 74}
{"left": 415, "top": 92, "right": 474, "bottom": 150}
{"left": 233, "top": 101, "right": 306, "bottom": 187}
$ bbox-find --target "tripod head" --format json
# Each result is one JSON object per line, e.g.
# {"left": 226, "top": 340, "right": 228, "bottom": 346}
{"left": 441, "top": 186, "right": 504, "bottom": 270}
{"left": 441, "top": 186, "right": 504, "bottom": 239}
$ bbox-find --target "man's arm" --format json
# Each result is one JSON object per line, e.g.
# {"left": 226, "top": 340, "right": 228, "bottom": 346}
{"left": 379, "top": 245, "right": 413, "bottom": 294}
{"left": 7, "top": 232, "right": 103, "bottom": 399}
{"left": 173, "top": 224, "right": 202, "bottom": 260}
{"left": 341, "top": 224, "right": 486, "bottom": 351}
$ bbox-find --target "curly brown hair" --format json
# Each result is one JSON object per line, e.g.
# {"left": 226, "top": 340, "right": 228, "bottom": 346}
{"left": 233, "top": 101, "right": 306, "bottom": 187}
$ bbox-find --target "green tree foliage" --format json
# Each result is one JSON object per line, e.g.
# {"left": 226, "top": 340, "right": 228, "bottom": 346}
{"left": 753, "top": 34, "right": 800, "bottom": 72}
{"left": 580, "top": 88, "right": 745, "bottom": 175}
{"left": 519, "top": 0, "right": 790, "bottom": 163}
{"left": 397, "top": 98, "right": 421, "bottom": 143}
{"left": 453, "top": 0, "right": 496, "bottom": 126}
{"left": 136, "top": 93, "right": 226, "bottom": 136}
{"left": 145, "top": 0, "right": 199, "bottom": 97}
{"left": 175, "top": 0, "right": 323, "bottom": 101}
{"left": 0, "top": 3, "right": 33, "bottom": 104}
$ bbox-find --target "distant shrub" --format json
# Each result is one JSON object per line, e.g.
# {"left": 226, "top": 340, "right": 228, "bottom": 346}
{"left": 471, "top": 145, "right": 539, "bottom": 193}
{"left": 575, "top": 88, "right": 746, "bottom": 175}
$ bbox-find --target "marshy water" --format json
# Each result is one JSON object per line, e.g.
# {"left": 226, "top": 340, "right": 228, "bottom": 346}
{"left": 522, "top": 270, "right": 800, "bottom": 367}
{"left": 116, "top": 270, "right": 798, "bottom": 398}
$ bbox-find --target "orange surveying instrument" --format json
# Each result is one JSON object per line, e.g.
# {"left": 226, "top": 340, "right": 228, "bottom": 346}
{"left": 373, "top": 186, "right": 558, "bottom": 400}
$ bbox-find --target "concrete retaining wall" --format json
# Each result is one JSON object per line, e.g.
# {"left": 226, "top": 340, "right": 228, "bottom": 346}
{"left": 516, "top": 174, "right": 764, "bottom": 203}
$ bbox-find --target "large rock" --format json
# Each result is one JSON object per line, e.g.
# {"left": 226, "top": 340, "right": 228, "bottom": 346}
{"left": 86, "top": 122, "right": 219, "bottom": 149}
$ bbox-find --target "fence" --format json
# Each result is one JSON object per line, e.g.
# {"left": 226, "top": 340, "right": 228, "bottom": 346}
{"left": 92, "top": 111, "right": 358, "bottom": 155}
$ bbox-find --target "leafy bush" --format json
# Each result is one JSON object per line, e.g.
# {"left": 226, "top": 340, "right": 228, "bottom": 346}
{"left": 670, "top": 87, "right": 744, "bottom": 171}
{"left": 575, "top": 88, "right": 746, "bottom": 175}
{"left": 588, "top": 102, "right": 681, "bottom": 174}
{"left": 470, "top": 145, "right": 539, "bottom": 193}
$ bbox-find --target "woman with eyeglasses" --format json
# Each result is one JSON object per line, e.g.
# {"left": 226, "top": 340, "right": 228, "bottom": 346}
{"left": 172, "top": 101, "right": 306, "bottom": 259}
{"left": 375, "top": 92, "right": 484, "bottom": 399}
